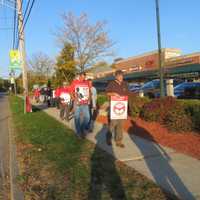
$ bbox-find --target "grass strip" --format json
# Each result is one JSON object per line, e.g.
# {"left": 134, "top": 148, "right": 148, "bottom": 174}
{"left": 9, "top": 95, "right": 176, "bottom": 200}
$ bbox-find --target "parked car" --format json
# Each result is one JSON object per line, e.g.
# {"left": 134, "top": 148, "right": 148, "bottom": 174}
{"left": 128, "top": 83, "right": 141, "bottom": 92}
{"left": 174, "top": 82, "right": 200, "bottom": 99}
{"left": 138, "top": 79, "right": 183, "bottom": 98}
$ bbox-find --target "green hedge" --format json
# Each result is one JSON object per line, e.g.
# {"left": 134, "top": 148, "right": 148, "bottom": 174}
{"left": 141, "top": 97, "right": 200, "bottom": 133}
{"left": 178, "top": 100, "right": 200, "bottom": 131}
{"left": 128, "top": 95, "right": 150, "bottom": 118}
{"left": 96, "top": 93, "right": 200, "bottom": 133}
{"left": 97, "top": 94, "right": 108, "bottom": 106}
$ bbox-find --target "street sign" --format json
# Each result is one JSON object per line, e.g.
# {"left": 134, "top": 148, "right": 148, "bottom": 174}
{"left": 10, "top": 77, "right": 15, "bottom": 84}
{"left": 9, "top": 50, "right": 22, "bottom": 69}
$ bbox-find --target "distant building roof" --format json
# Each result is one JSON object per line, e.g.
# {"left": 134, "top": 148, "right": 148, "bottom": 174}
{"left": 115, "top": 48, "right": 182, "bottom": 64}
{"left": 86, "top": 65, "right": 113, "bottom": 74}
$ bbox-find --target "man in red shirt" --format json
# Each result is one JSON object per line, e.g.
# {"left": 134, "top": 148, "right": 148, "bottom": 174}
{"left": 71, "top": 72, "right": 91, "bottom": 138}
{"left": 34, "top": 88, "right": 40, "bottom": 103}
{"left": 59, "top": 82, "right": 72, "bottom": 121}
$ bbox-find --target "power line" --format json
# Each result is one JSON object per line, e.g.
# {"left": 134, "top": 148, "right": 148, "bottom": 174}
{"left": 20, "top": 0, "right": 36, "bottom": 35}
{"left": 22, "top": 0, "right": 31, "bottom": 24}
{"left": 16, "top": 0, "right": 36, "bottom": 48}
{"left": 13, "top": 0, "right": 16, "bottom": 48}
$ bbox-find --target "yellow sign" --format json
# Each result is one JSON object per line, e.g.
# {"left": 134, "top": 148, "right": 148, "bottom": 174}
{"left": 9, "top": 50, "right": 22, "bottom": 69}
{"left": 10, "top": 50, "right": 20, "bottom": 61}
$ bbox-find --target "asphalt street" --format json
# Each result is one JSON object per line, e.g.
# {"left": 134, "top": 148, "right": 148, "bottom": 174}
{"left": 0, "top": 93, "right": 10, "bottom": 199}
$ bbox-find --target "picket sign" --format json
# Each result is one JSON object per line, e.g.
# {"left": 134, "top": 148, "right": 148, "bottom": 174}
{"left": 60, "top": 92, "right": 71, "bottom": 104}
{"left": 110, "top": 96, "right": 128, "bottom": 120}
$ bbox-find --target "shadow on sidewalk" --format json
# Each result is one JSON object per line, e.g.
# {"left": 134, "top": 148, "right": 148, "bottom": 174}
{"left": 88, "top": 124, "right": 127, "bottom": 200}
{"left": 128, "top": 120, "right": 195, "bottom": 200}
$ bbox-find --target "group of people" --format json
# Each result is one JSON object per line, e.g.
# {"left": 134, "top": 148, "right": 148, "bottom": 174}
{"left": 33, "top": 70, "right": 129, "bottom": 148}
{"left": 36, "top": 72, "right": 97, "bottom": 138}
{"left": 33, "top": 86, "right": 52, "bottom": 107}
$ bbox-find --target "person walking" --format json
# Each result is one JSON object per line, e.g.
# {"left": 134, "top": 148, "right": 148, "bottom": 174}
{"left": 59, "top": 82, "right": 72, "bottom": 121}
{"left": 71, "top": 72, "right": 91, "bottom": 138}
{"left": 46, "top": 86, "right": 52, "bottom": 107}
{"left": 88, "top": 79, "right": 97, "bottom": 132}
{"left": 33, "top": 87, "right": 40, "bottom": 103}
{"left": 106, "top": 70, "right": 129, "bottom": 148}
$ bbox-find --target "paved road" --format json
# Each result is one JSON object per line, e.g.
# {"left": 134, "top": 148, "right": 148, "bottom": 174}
{"left": 0, "top": 93, "right": 10, "bottom": 200}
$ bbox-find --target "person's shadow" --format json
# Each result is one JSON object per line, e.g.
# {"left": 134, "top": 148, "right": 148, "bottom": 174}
{"left": 88, "top": 124, "right": 127, "bottom": 200}
{"left": 128, "top": 120, "right": 196, "bottom": 200}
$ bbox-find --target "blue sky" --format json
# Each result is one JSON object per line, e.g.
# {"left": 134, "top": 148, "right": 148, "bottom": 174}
{"left": 1, "top": 0, "right": 200, "bottom": 78}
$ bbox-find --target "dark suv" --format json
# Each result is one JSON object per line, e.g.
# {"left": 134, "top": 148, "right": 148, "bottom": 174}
{"left": 174, "top": 82, "right": 200, "bottom": 99}
{"left": 138, "top": 79, "right": 183, "bottom": 98}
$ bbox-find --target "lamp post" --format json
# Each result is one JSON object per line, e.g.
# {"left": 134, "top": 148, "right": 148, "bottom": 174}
{"left": 155, "top": 0, "right": 165, "bottom": 97}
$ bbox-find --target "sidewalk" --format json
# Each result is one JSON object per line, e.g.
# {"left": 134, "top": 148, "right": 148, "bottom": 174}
{"left": 34, "top": 103, "right": 200, "bottom": 200}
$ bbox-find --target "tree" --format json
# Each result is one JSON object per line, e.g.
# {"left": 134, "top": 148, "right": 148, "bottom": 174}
{"left": 55, "top": 43, "right": 76, "bottom": 84}
{"left": 29, "top": 52, "right": 55, "bottom": 79}
{"left": 56, "top": 12, "right": 114, "bottom": 71}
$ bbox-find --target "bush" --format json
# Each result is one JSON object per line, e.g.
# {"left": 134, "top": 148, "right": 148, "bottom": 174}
{"left": 128, "top": 95, "right": 150, "bottom": 118}
{"left": 179, "top": 100, "right": 200, "bottom": 132}
{"left": 141, "top": 97, "right": 193, "bottom": 132}
{"left": 164, "top": 105, "right": 193, "bottom": 132}
{"left": 141, "top": 97, "right": 177, "bottom": 122}
{"left": 97, "top": 94, "right": 108, "bottom": 106}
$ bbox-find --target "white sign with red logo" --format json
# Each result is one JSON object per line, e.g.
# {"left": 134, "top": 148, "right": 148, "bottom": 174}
{"left": 75, "top": 84, "right": 90, "bottom": 104}
{"left": 60, "top": 92, "right": 71, "bottom": 104}
{"left": 110, "top": 96, "right": 128, "bottom": 120}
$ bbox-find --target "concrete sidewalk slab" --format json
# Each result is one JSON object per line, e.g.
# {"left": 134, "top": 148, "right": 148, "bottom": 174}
{"left": 34, "top": 104, "right": 200, "bottom": 200}
{"left": 126, "top": 153, "right": 200, "bottom": 200}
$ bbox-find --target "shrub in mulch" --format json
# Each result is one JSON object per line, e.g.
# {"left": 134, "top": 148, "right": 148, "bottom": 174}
{"left": 97, "top": 94, "right": 108, "bottom": 106}
{"left": 128, "top": 94, "right": 150, "bottom": 118}
{"left": 141, "top": 97, "right": 193, "bottom": 132}
{"left": 164, "top": 108, "right": 193, "bottom": 132}
{"left": 179, "top": 100, "right": 200, "bottom": 132}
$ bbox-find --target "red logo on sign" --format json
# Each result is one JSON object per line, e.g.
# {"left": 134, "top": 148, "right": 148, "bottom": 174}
{"left": 113, "top": 102, "right": 126, "bottom": 115}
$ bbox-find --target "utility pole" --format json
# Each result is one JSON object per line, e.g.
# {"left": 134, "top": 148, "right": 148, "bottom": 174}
{"left": 17, "top": 0, "right": 28, "bottom": 113}
{"left": 155, "top": 0, "right": 165, "bottom": 97}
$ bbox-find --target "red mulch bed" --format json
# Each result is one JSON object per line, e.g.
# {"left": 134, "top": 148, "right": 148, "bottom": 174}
{"left": 96, "top": 115, "right": 200, "bottom": 160}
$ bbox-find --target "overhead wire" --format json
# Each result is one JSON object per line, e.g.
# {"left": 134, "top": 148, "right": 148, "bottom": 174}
{"left": 13, "top": 0, "right": 16, "bottom": 48}
{"left": 16, "top": 0, "right": 36, "bottom": 48}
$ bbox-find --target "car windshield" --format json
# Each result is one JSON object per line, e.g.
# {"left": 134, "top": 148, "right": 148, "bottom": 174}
{"left": 141, "top": 80, "right": 159, "bottom": 89}
{"left": 174, "top": 82, "right": 200, "bottom": 90}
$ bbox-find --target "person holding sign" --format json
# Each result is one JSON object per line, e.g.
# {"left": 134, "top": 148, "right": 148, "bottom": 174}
{"left": 106, "top": 70, "right": 129, "bottom": 148}
{"left": 59, "top": 82, "right": 72, "bottom": 121}
{"left": 71, "top": 72, "right": 91, "bottom": 138}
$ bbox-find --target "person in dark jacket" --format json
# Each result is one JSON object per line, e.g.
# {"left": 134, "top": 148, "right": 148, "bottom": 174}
{"left": 106, "top": 70, "right": 129, "bottom": 148}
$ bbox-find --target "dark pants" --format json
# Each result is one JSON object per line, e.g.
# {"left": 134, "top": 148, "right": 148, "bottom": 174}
{"left": 88, "top": 106, "right": 98, "bottom": 131}
{"left": 55, "top": 97, "right": 60, "bottom": 109}
{"left": 107, "top": 119, "right": 124, "bottom": 142}
{"left": 60, "top": 103, "right": 70, "bottom": 121}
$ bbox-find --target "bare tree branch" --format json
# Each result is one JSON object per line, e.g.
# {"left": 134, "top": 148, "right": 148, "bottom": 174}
{"left": 55, "top": 12, "right": 115, "bottom": 71}
{"left": 28, "top": 52, "right": 55, "bottom": 79}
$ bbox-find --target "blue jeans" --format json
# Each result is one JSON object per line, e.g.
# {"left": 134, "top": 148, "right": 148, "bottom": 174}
{"left": 74, "top": 104, "right": 90, "bottom": 136}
